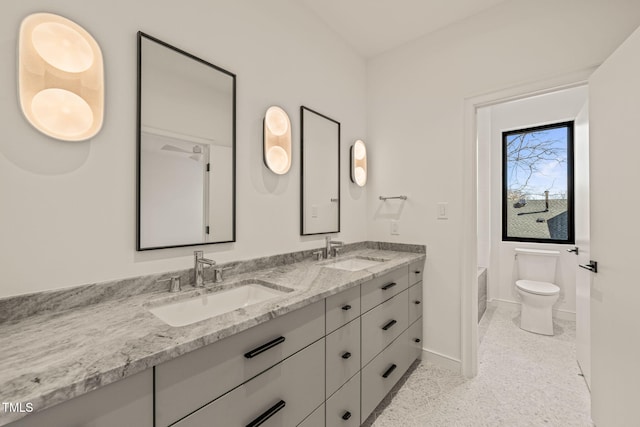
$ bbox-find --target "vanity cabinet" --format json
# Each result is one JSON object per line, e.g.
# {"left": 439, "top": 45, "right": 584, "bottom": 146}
{"left": 326, "top": 260, "right": 424, "bottom": 426}
{"left": 5, "top": 256, "right": 424, "bottom": 427}
{"left": 359, "top": 261, "right": 424, "bottom": 423}
{"left": 7, "top": 370, "right": 153, "bottom": 427}
{"left": 157, "top": 260, "right": 423, "bottom": 427}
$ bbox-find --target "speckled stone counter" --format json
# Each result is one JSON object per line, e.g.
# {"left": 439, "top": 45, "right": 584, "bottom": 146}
{"left": 0, "top": 242, "right": 425, "bottom": 426}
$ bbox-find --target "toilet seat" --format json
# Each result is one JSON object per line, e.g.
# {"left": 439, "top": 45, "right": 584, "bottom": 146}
{"left": 516, "top": 280, "right": 560, "bottom": 296}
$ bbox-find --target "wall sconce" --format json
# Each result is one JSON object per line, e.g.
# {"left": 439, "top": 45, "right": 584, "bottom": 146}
{"left": 19, "top": 13, "right": 104, "bottom": 141}
{"left": 263, "top": 106, "right": 291, "bottom": 174}
{"left": 351, "top": 139, "right": 367, "bottom": 186}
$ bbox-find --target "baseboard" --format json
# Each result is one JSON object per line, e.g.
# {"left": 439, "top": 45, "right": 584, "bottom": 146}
{"left": 422, "top": 348, "right": 461, "bottom": 373}
{"left": 489, "top": 298, "right": 576, "bottom": 322}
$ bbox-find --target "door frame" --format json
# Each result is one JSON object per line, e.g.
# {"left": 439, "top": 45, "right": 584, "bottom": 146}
{"left": 460, "top": 67, "right": 596, "bottom": 377}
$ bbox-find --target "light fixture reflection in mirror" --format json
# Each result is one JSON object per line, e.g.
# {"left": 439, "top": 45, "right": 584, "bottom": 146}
{"left": 18, "top": 13, "right": 104, "bottom": 141}
{"left": 264, "top": 106, "right": 292, "bottom": 174}
{"left": 351, "top": 139, "right": 367, "bottom": 187}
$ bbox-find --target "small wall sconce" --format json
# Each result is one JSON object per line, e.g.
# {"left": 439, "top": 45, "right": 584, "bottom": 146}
{"left": 19, "top": 13, "right": 104, "bottom": 141}
{"left": 351, "top": 139, "right": 367, "bottom": 186}
{"left": 263, "top": 106, "right": 292, "bottom": 174}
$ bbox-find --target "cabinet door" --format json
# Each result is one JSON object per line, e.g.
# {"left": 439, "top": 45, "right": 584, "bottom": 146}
{"left": 408, "top": 282, "right": 423, "bottom": 325}
{"left": 326, "top": 285, "right": 360, "bottom": 334}
{"left": 409, "top": 260, "right": 424, "bottom": 286}
{"left": 408, "top": 318, "right": 423, "bottom": 362}
{"left": 174, "top": 339, "right": 325, "bottom": 427}
{"left": 7, "top": 370, "right": 152, "bottom": 427}
{"left": 326, "top": 317, "right": 360, "bottom": 398}
{"left": 326, "top": 372, "right": 360, "bottom": 427}
{"left": 156, "top": 301, "right": 324, "bottom": 427}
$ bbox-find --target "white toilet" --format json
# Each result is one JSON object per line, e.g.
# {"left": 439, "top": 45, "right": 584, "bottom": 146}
{"left": 514, "top": 248, "right": 560, "bottom": 335}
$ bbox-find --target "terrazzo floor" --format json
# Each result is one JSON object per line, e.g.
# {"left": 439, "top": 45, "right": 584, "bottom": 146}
{"left": 364, "top": 305, "right": 593, "bottom": 427}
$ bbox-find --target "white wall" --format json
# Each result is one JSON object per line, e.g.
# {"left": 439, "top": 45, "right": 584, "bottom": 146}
{"left": 480, "top": 86, "right": 588, "bottom": 316}
{"left": 0, "top": 0, "right": 367, "bottom": 297}
{"left": 367, "top": 0, "right": 640, "bottom": 363}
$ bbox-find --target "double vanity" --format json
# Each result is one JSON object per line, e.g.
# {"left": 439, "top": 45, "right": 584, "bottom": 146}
{"left": 0, "top": 243, "right": 425, "bottom": 426}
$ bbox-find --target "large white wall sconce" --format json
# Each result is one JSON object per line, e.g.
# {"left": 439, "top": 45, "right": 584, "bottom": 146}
{"left": 263, "top": 106, "right": 292, "bottom": 174}
{"left": 19, "top": 13, "right": 104, "bottom": 141}
{"left": 351, "top": 139, "right": 367, "bottom": 186}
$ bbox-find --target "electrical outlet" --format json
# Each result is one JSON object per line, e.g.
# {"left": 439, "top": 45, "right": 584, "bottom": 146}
{"left": 391, "top": 220, "right": 400, "bottom": 235}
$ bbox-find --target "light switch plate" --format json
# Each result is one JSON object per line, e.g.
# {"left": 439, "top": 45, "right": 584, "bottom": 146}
{"left": 391, "top": 220, "right": 400, "bottom": 235}
{"left": 311, "top": 205, "right": 318, "bottom": 218}
{"left": 437, "top": 202, "right": 448, "bottom": 219}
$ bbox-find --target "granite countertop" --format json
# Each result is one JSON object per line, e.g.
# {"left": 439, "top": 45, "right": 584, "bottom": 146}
{"left": 0, "top": 244, "right": 425, "bottom": 426}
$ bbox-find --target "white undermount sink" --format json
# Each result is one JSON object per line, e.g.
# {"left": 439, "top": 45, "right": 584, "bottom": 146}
{"left": 323, "top": 256, "right": 386, "bottom": 271}
{"left": 147, "top": 282, "right": 290, "bottom": 327}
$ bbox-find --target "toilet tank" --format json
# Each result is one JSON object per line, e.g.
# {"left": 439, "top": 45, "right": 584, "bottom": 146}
{"left": 515, "top": 248, "right": 559, "bottom": 283}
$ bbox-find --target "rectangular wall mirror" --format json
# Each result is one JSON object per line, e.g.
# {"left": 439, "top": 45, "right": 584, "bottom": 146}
{"left": 137, "top": 32, "right": 236, "bottom": 250}
{"left": 300, "top": 106, "right": 340, "bottom": 235}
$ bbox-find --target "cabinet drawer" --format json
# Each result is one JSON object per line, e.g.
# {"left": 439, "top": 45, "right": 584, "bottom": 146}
{"left": 409, "top": 260, "right": 424, "bottom": 286}
{"left": 174, "top": 339, "right": 325, "bottom": 427}
{"left": 408, "top": 282, "right": 423, "bottom": 325}
{"left": 361, "top": 290, "right": 409, "bottom": 366}
{"left": 361, "top": 267, "right": 408, "bottom": 313}
{"left": 297, "top": 404, "right": 324, "bottom": 427}
{"left": 408, "top": 318, "right": 423, "bottom": 362}
{"left": 326, "top": 372, "right": 361, "bottom": 427}
{"left": 326, "top": 285, "right": 360, "bottom": 333}
{"left": 361, "top": 329, "right": 410, "bottom": 421}
{"left": 326, "top": 317, "right": 360, "bottom": 398}
{"left": 155, "top": 301, "right": 324, "bottom": 427}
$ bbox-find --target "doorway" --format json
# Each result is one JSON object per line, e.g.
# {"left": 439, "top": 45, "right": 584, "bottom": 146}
{"left": 460, "top": 69, "right": 595, "bottom": 379}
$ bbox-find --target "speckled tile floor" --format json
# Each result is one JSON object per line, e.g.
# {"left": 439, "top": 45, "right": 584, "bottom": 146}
{"left": 364, "top": 305, "right": 593, "bottom": 427}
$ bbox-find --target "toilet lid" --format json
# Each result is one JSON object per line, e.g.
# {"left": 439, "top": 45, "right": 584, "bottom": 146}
{"left": 516, "top": 280, "right": 560, "bottom": 296}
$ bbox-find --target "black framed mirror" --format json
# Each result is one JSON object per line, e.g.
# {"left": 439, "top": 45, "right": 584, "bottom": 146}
{"left": 137, "top": 32, "right": 236, "bottom": 250}
{"left": 300, "top": 106, "right": 340, "bottom": 235}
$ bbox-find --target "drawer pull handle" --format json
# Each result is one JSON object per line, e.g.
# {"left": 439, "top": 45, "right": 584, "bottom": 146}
{"left": 414, "top": 270, "right": 421, "bottom": 274}
{"left": 342, "top": 304, "right": 352, "bottom": 311}
{"left": 414, "top": 300, "right": 421, "bottom": 305}
{"left": 382, "top": 364, "right": 397, "bottom": 378}
{"left": 381, "top": 282, "right": 397, "bottom": 291}
{"left": 414, "top": 338, "right": 421, "bottom": 343}
{"left": 244, "top": 336, "right": 286, "bottom": 359}
{"left": 246, "top": 400, "right": 286, "bottom": 427}
{"left": 382, "top": 319, "right": 397, "bottom": 331}
{"left": 342, "top": 411, "right": 352, "bottom": 420}
{"left": 341, "top": 351, "right": 352, "bottom": 359}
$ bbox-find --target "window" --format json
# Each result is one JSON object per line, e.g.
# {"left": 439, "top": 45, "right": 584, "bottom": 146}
{"left": 502, "top": 121, "right": 574, "bottom": 243}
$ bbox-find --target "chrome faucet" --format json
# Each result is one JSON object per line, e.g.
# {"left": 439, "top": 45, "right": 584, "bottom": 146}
{"left": 194, "top": 251, "right": 216, "bottom": 287}
{"left": 325, "top": 236, "right": 344, "bottom": 259}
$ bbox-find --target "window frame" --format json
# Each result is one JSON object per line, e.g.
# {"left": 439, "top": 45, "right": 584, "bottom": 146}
{"left": 501, "top": 121, "right": 575, "bottom": 244}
